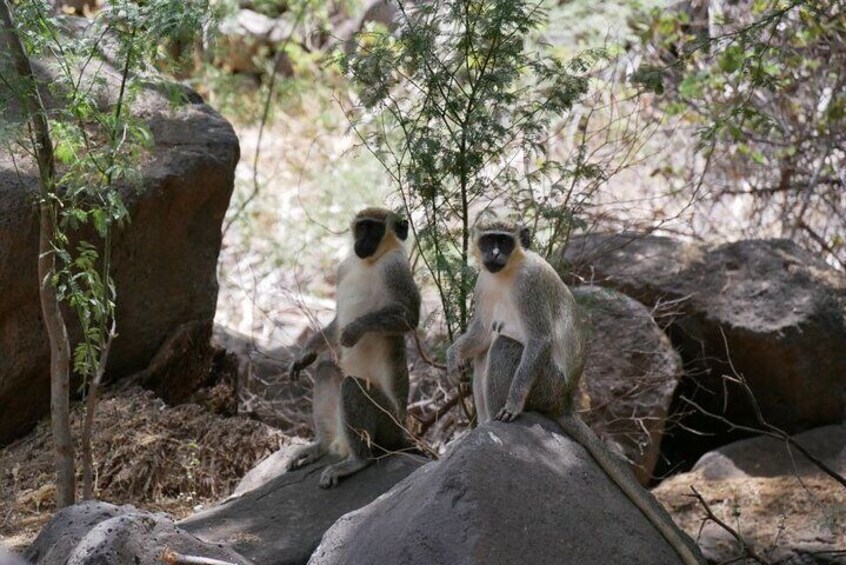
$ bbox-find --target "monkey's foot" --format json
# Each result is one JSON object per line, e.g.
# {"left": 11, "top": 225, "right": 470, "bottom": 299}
{"left": 286, "top": 443, "right": 326, "bottom": 472}
{"left": 318, "top": 467, "right": 341, "bottom": 489}
{"left": 318, "top": 456, "right": 371, "bottom": 489}
{"left": 494, "top": 406, "right": 522, "bottom": 422}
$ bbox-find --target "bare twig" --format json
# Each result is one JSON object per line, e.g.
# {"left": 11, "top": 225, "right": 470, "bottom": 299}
{"left": 457, "top": 382, "right": 475, "bottom": 427}
{"left": 705, "top": 328, "right": 846, "bottom": 490}
{"left": 687, "top": 486, "right": 769, "bottom": 564}
{"left": 222, "top": 4, "right": 310, "bottom": 236}
{"left": 82, "top": 321, "right": 117, "bottom": 500}
{"left": 682, "top": 393, "right": 846, "bottom": 490}
{"left": 411, "top": 386, "right": 472, "bottom": 436}
{"left": 412, "top": 330, "right": 446, "bottom": 370}
{"left": 347, "top": 377, "right": 439, "bottom": 459}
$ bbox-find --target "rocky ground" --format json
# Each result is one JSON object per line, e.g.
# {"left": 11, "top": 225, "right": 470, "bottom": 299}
{"left": 656, "top": 472, "right": 846, "bottom": 563}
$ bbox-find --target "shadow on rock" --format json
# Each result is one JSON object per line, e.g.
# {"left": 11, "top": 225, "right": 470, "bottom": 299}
{"left": 181, "top": 445, "right": 426, "bottom": 565}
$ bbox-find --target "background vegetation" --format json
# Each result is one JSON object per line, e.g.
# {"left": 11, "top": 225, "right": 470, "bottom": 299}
{"left": 215, "top": 0, "right": 846, "bottom": 345}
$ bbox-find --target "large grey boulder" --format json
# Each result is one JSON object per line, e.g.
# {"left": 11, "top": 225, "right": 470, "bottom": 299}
{"left": 24, "top": 501, "right": 250, "bottom": 565}
{"left": 692, "top": 424, "right": 845, "bottom": 480}
{"left": 574, "top": 286, "right": 684, "bottom": 485}
{"left": 561, "top": 233, "right": 704, "bottom": 301}
{"left": 309, "top": 414, "right": 699, "bottom": 565}
{"left": 181, "top": 445, "right": 426, "bottom": 565}
{"left": 562, "top": 235, "right": 846, "bottom": 466}
{"left": 0, "top": 22, "right": 239, "bottom": 445}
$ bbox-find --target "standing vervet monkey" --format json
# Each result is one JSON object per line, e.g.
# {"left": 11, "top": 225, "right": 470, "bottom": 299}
{"left": 287, "top": 207, "right": 421, "bottom": 488}
{"left": 446, "top": 217, "right": 705, "bottom": 565}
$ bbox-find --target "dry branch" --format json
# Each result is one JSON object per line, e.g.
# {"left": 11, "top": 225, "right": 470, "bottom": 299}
{"left": 412, "top": 330, "right": 446, "bottom": 370}
{"left": 680, "top": 327, "right": 846, "bottom": 491}
{"left": 687, "top": 486, "right": 769, "bottom": 564}
{"left": 82, "top": 322, "right": 117, "bottom": 499}
{"left": 411, "top": 386, "right": 472, "bottom": 436}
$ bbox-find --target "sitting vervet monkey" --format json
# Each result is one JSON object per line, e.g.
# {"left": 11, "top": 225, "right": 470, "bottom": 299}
{"left": 287, "top": 207, "right": 421, "bottom": 488}
{"left": 446, "top": 217, "right": 705, "bottom": 565}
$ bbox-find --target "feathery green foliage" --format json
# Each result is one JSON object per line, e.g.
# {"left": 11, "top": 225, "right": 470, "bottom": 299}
{"left": 338, "top": 0, "right": 603, "bottom": 337}
{"left": 636, "top": 0, "right": 846, "bottom": 267}
{"left": 2, "top": 0, "right": 213, "bottom": 384}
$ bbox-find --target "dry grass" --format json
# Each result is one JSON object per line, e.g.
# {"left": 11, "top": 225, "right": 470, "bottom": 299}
{"left": 0, "top": 387, "right": 288, "bottom": 552}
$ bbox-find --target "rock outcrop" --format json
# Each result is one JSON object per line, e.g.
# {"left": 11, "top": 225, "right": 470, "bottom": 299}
{"left": 691, "top": 424, "right": 845, "bottom": 481}
{"left": 574, "top": 286, "right": 684, "bottom": 484}
{"left": 654, "top": 425, "right": 846, "bottom": 564}
{"left": 212, "top": 325, "right": 313, "bottom": 435}
{"left": 560, "top": 233, "right": 704, "bottom": 303}
{"left": 24, "top": 501, "right": 250, "bottom": 565}
{"left": 310, "top": 414, "right": 701, "bottom": 565}
{"left": 0, "top": 23, "right": 239, "bottom": 445}
{"left": 562, "top": 234, "right": 846, "bottom": 466}
{"left": 216, "top": 9, "right": 296, "bottom": 75}
{"left": 181, "top": 445, "right": 426, "bottom": 565}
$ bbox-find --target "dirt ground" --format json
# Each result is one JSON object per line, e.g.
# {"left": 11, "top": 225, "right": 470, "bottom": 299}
{"left": 654, "top": 469, "right": 846, "bottom": 562}
{"left": 0, "top": 387, "right": 288, "bottom": 552}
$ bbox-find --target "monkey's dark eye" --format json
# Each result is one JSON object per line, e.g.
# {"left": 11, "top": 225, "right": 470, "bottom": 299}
{"left": 354, "top": 220, "right": 386, "bottom": 258}
{"left": 354, "top": 220, "right": 380, "bottom": 236}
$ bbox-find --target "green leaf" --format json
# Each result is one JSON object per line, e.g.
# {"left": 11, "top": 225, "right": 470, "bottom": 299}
{"left": 679, "top": 75, "right": 703, "bottom": 99}
{"left": 719, "top": 45, "right": 745, "bottom": 74}
{"left": 631, "top": 64, "right": 665, "bottom": 95}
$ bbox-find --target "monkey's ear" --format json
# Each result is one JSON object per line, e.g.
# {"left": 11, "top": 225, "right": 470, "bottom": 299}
{"left": 519, "top": 227, "right": 532, "bottom": 250}
{"left": 395, "top": 218, "right": 409, "bottom": 241}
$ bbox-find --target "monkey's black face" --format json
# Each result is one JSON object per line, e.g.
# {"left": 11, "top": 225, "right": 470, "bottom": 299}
{"left": 478, "top": 233, "right": 515, "bottom": 273}
{"left": 354, "top": 219, "right": 386, "bottom": 259}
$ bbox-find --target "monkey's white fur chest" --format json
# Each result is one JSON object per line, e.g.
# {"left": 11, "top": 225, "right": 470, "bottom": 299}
{"left": 337, "top": 258, "right": 385, "bottom": 327}
{"left": 335, "top": 253, "right": 397, "bottom": 404}
{"left": 476, "top": 272, "right": 527, "bottom": 344}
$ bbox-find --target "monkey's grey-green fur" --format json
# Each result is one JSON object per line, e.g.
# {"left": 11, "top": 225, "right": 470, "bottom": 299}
{"left": 447, "top": 219, "right": 705, "bottom": 565}
{"left": 484, "top": 335, "right": 705, "bottom": 564}
{"left": 287, "top": 208, "right": 420, "bottom": 489}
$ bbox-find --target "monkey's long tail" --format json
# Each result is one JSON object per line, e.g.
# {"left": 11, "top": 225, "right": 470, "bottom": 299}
{"left": 557, "top": 415, "right": 706, "bottom": 565}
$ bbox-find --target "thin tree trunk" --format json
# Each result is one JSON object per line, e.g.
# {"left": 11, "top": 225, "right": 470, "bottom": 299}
{"left": 40, "top": 207, "right": 76, "bottom": 508}
{"left": 1, "top": 0, "right": 76, "bottom": 508}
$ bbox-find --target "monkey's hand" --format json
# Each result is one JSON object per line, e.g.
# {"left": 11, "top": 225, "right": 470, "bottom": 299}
{"left": 494, "top": 397, "right": 525, "bottom": 423}
{"left": 339, "top": 323, "right": 363, "bottom": 348}
{"left": 288, "top": 351, "right": 317, "bottom": 381}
